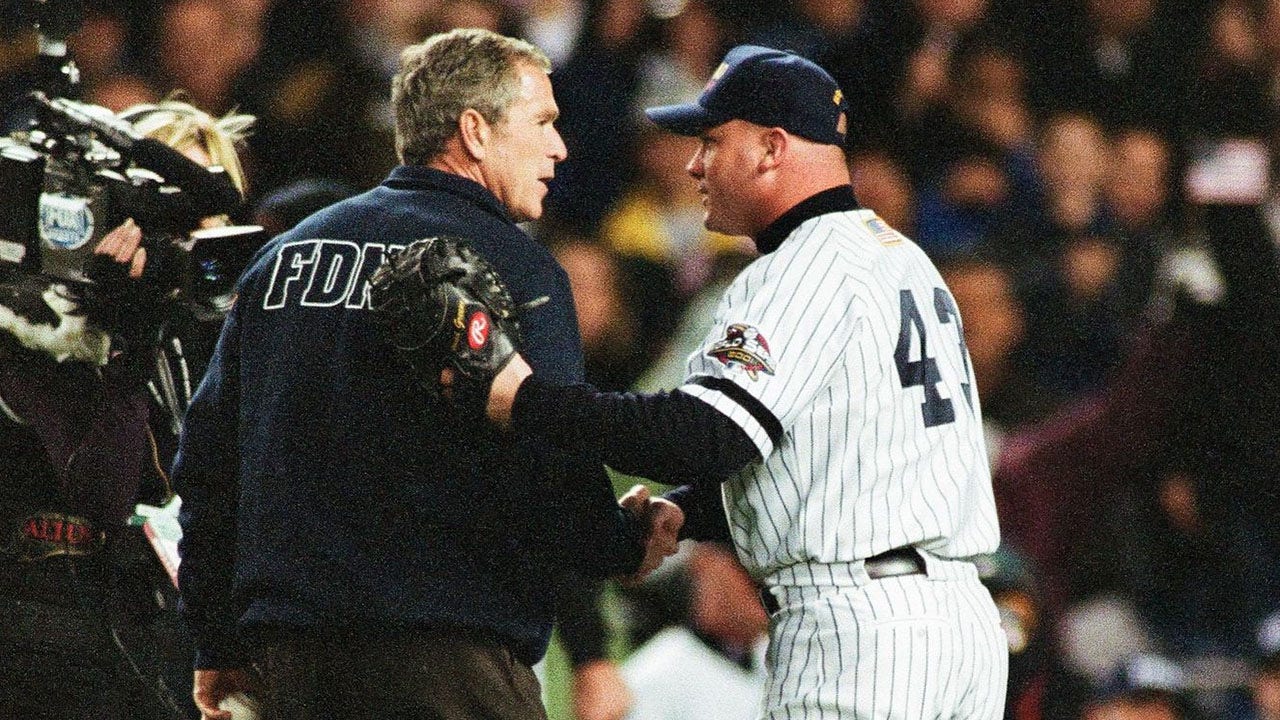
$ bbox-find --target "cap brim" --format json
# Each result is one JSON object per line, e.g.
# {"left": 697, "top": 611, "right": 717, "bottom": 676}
{"left": 644, "top": 103, "right": 722, "bottom": 136}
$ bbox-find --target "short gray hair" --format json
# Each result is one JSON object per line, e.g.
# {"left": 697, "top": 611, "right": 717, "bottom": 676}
{"left": 392, "top": 28, "right": 551, "bottom": 166}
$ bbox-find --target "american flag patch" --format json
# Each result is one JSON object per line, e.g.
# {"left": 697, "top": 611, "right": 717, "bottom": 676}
{"left": 866, "top": 216, "right": 905, "bottom": 245}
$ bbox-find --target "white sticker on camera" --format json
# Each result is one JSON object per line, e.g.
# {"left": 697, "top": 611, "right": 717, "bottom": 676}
{"left": 38, "top": 192, "right": 95, "bottom": 250}
{"left": 0, "top": 239, "right": 25, "bottom": 264}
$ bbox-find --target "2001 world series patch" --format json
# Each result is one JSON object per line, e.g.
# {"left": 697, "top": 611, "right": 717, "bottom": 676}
{"left": 707, "top": 323, "right": 776, "bottom": 380}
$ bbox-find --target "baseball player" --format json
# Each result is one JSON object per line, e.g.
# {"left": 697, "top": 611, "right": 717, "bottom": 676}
{"left": 477, "top": 46, "right": 1008, "bottom": 719}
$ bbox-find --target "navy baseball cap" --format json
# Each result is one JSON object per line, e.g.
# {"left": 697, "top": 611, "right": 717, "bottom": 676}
{"left": 645, "top": 45, "right": 849, "bottom": 146}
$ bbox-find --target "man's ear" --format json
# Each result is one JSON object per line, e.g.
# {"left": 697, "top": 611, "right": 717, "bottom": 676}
{"left": 459, "top": 108, "right": 491, "bottom": 161}
{"left": 759, "top": 128, "right": 787, "bottom": 173}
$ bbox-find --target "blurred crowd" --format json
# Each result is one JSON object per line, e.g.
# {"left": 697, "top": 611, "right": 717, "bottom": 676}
{"left": 3, "top": 0, "right": 1279, "bottom": 718}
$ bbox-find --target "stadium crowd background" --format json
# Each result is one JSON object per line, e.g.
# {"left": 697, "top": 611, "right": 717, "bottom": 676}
{"left": 2, "top": 0, "right": 1279, "bottom": 719}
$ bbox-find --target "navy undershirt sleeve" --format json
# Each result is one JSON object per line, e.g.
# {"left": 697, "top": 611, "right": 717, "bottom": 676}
{"left": 512, "top": 378, "right": 754, "bottom": 544}
{"left": 512, "top": 377, "right": 760, "bottom": 484}
{"left": 662, "top": 483, "right": 732, "bottom": 542}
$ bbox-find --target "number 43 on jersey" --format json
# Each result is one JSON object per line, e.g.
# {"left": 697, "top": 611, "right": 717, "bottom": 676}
{"left": 894, "top": 287, "right": 974, "bottom": 428}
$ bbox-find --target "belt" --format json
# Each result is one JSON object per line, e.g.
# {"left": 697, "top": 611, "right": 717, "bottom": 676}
{"left": 759, "top": 547, "right": 926, "bottom": 615}
{"left": 864, "top": 546, "right": 926, "bottom": 579}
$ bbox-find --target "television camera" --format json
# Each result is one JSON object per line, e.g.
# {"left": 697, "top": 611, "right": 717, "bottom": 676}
{"left": 0, "top": 0, "right": 261, "bottom": 316}
{"left": 0, "top": 0, "right": 264, "bottom": 434}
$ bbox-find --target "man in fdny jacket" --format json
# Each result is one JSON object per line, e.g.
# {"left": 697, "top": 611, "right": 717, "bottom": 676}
{"left": 173, "top": 29, "right": 680, "bottom": 720}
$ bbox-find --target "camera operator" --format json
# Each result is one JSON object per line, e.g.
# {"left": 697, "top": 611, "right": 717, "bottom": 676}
{"left": 0, "top": 98, "right": 254, "bottom": 720}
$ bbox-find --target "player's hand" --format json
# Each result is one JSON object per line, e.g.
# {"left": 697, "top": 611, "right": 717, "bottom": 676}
{"left": 93, "top": 218, "right": 147, "bottom": 279}
{"left": 572, "top": 659, "right": 633, "bottom": 720}
{"left": 193, "top": 667, "right": 257, "bottom": 720}
{"left": 487, "top": 353, "right": 531, "bottom": 427}
{"left": 370, "top": 236, "right": 538, "bottom": 416}
{"left": 441, "top": 353, "right": 532, "bottom": 428}
{"left": 618, "top": 484, "right": 684, "bottom": 584}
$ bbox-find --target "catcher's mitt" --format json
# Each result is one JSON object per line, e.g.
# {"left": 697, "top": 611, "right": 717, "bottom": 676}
{"left": 368, "top": 236, "right": 543, "bottom": 414}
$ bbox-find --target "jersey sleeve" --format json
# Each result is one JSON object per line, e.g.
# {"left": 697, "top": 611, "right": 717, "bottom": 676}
{"left": 679, "top": 249, "right": 861, "bottom": 459}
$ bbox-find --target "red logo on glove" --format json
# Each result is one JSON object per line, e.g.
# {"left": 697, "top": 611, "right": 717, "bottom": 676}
{"left": 467, "top": 311, "right": 491, "bottom": 349}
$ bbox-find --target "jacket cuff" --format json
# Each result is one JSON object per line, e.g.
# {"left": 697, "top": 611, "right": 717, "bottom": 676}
{"left": 192, "top": 636, "right": 249, "bottom": 670}
{"left": 510, "top": 375, "right": 549, "bottom": 436}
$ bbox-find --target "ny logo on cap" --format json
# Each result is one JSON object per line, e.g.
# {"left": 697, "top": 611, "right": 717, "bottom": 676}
{"left": 704, "top": 62, "right": 729, "bottom": 91}
{"left": 833, "top": 90, "right": 847, "bottom": 135}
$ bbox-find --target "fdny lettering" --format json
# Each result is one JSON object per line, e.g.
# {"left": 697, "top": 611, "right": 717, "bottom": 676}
{"left": 263, "top": 240, "right": 405, "bottom": 311}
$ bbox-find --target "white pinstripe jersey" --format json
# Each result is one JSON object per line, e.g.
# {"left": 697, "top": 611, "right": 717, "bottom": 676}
{"left": 680, "top": 208, "right": 1000, "bottom": 581}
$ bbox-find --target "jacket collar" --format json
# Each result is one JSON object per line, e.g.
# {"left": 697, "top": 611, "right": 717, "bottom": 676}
{"left": 753, "top": 185, "right": 860, "bottom": 254}
{"left": 383, "top": 165, "right": 513, "bottom": 223}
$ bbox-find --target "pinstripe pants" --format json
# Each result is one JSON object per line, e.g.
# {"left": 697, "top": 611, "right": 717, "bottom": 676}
{"left": 760, "top": 558, "right": 1007, "bottom": 719}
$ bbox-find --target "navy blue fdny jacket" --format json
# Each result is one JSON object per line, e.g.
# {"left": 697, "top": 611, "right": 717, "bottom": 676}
{"left": 173, "top": 166, "right": 642, "bottom": 669}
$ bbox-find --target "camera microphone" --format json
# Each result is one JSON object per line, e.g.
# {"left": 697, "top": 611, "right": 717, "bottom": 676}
{"left": 31, "top": 92, "right": 133, "bottom": 147}
{"left": 30, "top": 92, "right": 241, "bottom": 217}
{"left": 128, "top": 137, "right": 241, "bottom": 216}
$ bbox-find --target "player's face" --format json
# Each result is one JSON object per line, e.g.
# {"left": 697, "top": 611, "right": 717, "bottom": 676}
{"left": 483, "top": 64, "right": 567, "bottom": 223}
{"left": 688, "top": 121, "right": 766, "bottom": 237}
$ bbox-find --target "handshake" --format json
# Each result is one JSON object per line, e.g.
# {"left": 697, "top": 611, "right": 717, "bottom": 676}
{"left": 368, "top": 237, "right": 687, "bottom": 581}
{"left": 618, "top": 484, "right": 684, "bottom": 583}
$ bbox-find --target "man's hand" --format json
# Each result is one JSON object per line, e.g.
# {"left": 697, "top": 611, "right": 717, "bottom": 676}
{"left": 193, "top": 668, "right": 257, "bottom": 720}
{"left": 93, "top": 218, "right": 146, "bottom": 278}
{"left": 572, "top": 659, "right": 633, "bottom": 720}
{"left": 76, "top": 217, "right": 169, "bottom": 369}
{"left": 618, "top": 484, "right": 684, "bottom": 583}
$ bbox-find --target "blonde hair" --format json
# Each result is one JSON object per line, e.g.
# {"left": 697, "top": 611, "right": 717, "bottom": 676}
{"left": 117, "top": 98, "right": 255, "bottom": 195}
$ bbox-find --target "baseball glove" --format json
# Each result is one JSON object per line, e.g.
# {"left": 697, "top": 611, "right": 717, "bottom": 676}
{"left": 368, "top": 236, "right": 543, "bottom": 414}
